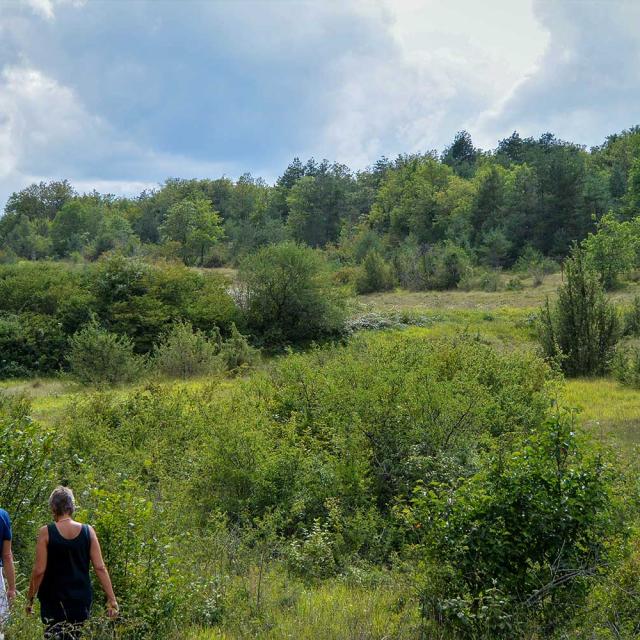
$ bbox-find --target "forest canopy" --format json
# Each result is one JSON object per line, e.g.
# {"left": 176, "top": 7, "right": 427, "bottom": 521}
{"left": 2, "top": 127, "right": 640, "bottom": 269}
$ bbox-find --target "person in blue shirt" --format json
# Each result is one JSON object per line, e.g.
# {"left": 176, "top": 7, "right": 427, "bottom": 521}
{"left": 0, "top": 508, "right": 16, "bottom": 633}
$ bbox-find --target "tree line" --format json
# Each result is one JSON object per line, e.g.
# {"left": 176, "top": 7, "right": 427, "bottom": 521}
{"left": 2, "top": 127, "right": 640, "bottom": 275}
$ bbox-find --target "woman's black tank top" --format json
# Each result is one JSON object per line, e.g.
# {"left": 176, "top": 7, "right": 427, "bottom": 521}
{"left": 38, "top": 523, "right": 93, "bottom": 622}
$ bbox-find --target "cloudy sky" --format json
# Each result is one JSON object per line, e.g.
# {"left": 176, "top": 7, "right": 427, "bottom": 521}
{"left": 0, "top": 0, "right": 637, "bottom": 204}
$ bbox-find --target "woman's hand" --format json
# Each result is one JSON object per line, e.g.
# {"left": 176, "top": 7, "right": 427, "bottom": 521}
{"left": 25, "top": 599, "right": 34, "bottom": 615}
{"left": 6, "top": 588, "right": 16, "bottom": 604}
{"left": 107, "top": 599, "right": 119, "bottom": 619}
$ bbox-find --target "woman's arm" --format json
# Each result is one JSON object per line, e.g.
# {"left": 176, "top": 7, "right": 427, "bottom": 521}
{"left": 26, "top": 526, "right": 48, "bottom": 613}
{"left": 89, "top": 526, "right": 118, "bottom": 617}
{"left": 1, "top": 539, "right": 16, "bottom": 602}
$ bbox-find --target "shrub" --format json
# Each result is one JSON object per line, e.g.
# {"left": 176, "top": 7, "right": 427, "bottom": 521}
{"left": 422, "top": 241, "right": 471, "bottom": 290}
{"left": 152, "top": 321, "right": 223, "bottom": 379}
{"left": 623, "top": 295, "right": 640, "bottom": 337}
{"left": 0, "top": 312, "right": 68, "bottom": 377}
{"left": 354, "top": 251, "right": 395, "bottom": 294}
{"left": 573, "top": 529, "right": 640, "bottom": 639}
{"left": 505, "top": 275, "right": 524, "bottom": 291}
{"left": 239, "top": 242, "right": 346, "bottom": 344}
{"left": 515, "top": 246, "right": 557, "bottom": 286}
{"left": 478, "top": 227, "right": 512, "bottom": 268}
{"left": 582, "top": 211, "right": 640, "bottom": 290}
{"left": 393, "top": 239, "right": 425, "bottom": 290}
{"left": 192, "top": 332, "right": 552, "bottom": 543}
{"left": 612, "top": 346, "right": 640, "bottom": 388}
{"left": 331, "top": 265, "right": 360, "bottom": 287}
{"left": 393, "top": 240, "right": 472, "bottom": 291}
{"left": 538, "top": 248, "right": 620, "bottom": 376}
{"left": 0, "top": 396, "right": 54, "bottom": 559}
{"left": 286, "top": 520, "right": 338, "bottom": 581}
{"left": 67, "top": 322, "right": 146, "bottom": 385}
{"left": 82, "top": 486, "right": 210, "bottom": 638}
{"left": 219, "top": 323, "right": 259, "bottom": 372}
{"left": 407, "top": 412, "right": 614, "bottom": 638}
{"left": 458, "top": 267, "right": 501, "bottom": 292}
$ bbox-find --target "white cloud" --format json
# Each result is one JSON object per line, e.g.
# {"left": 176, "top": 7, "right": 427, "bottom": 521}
{"left": 0, "top": 64, "right": 234, "bottom": 203}
{"left": 23, "top": 0, "right": 54, "bottom": 20}
{"left": 21, "top": 0, "right": 86, "bottom": 21}
{"left": 313, "top": 0, "right": 549, "bottom": 165}
{"left": 471, "top": 0, "right": 640, "bottom": 147}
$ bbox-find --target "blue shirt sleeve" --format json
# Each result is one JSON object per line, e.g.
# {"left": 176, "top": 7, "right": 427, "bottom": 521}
{"left": 0, "top": 509, "right": 11, "bottom": 542}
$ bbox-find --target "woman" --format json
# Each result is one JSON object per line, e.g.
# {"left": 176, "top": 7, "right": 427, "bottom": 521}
{"left": 26, "top": 487, "right": 118, "bottom": 640}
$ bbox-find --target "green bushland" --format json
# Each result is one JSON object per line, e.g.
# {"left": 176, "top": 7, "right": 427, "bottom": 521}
{"left": 0, "top": 245, "right": 346, "bottom": 382}
{"left": 3, "top": 328, "right": 634, "bottom": 639}
{"left": 354, "top": 250, "right": 395, "bottom": 294}
{"left": 612, "top": 345, "right": 640, "bottom": 388}
{"left": 4, "top": 126, "right": 640, "bottom": 637}
{"left": 0, "top": 257, "right": 239, "bottom": 378}
{"left": 623, "top": 295, "right": 640, "bottom": 336}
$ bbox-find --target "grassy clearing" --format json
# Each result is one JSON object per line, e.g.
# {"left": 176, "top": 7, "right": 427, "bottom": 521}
{"left": 0, "top": 376, "right": 234, "bottom": 425}
{"left": 0, "top": 377, "right": 81, "bottom": 424}
{"left": 563, "top": 378, "right": 640, "bottom": 448}
{"left": 358, "top": 273, "right": 640, "bottom": 312}
{"left": 379, "top": 309, "right": 537, "bottom": 351}
{"left": 186, "top": 575, "right": 418, "bottom": 640}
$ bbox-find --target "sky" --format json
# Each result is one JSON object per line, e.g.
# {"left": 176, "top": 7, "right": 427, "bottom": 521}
{"left": 0, "top": 0, "right": 638, "bottom": 205}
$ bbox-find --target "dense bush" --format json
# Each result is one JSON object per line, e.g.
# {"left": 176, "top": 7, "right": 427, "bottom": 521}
{"left": 152, "top": 321, "right": 258, "bottom": 378}
{"left": 458, "top": 267, "right": 501, "bottom": 292}
{"left": 406, "top": 411, "right": 614, "bottom": 637}
{"left": 0, "top": 259, "right": 240, "bottom": 376}
{"left": 153, "top": 321, "right": 223, "bottom": 379}
{"left": 67, "top": 322, "right": 146, "bottom": 385}
{"left": 514, "top": 246, "right": 558, "bottom": 286}
{"left": 189, "top": 333, "right": 551, "bottom": 541}
{"left": 239, "top": 242, "right": 346, "bottom": 344}
{"left": 0, "top": 396, "right": 53, "bottom": 558}
{"left": 422, "top": 241, "right": 471, "bottom": 290}
{"left": 354, "top": 251, "right": 395, "bottom": 294}
{"left": 393, "top": 240, "right": 472, "bottom": 291}
{"left": 582, "top": 212, "right": 640, "bottom": 289}
{"left": 0, "top": 313, "right": 68, "bottom": 377}
{"left": 218, "top": 323, "right": 259, "bottom": 372}
{"left": 570, "top": 529, "right": 640, "bottom": 639}
{"left": 623, "top": 295, "right": 640, "bottom": 336}
{"left": 80, "top": 487, "right": 217, "bottom": 639}
{"left": 538, "top": 248, "right": 620, "bottom": 376}
{"left": 612, "top": 346, "right": 640, "bottom": 388}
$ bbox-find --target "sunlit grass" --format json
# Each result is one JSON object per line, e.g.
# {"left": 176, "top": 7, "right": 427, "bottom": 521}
{"left": 0, "top": 375, "right": 236, "bottom": 425}
{"left": 562, "top": 378, "right": 640, "bottom": 448}
{"left": 373, "top": 307, "right": 537, "bottom": 352}
{"left": 186, "top": 577, "right": 418, "bottom": 640}
{"left": 358, "top": 273, "right": 640, "bottom": 312}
